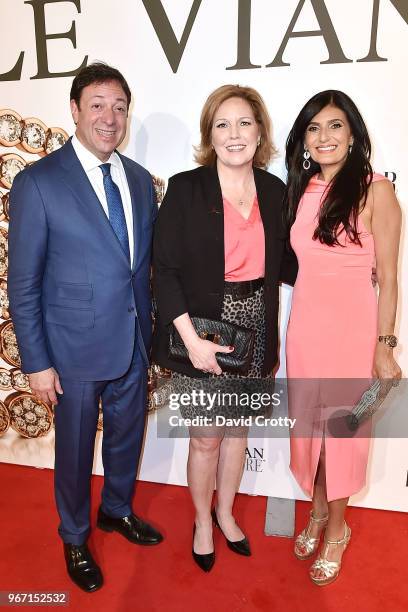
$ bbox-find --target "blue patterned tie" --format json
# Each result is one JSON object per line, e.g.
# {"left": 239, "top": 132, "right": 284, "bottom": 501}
{"left": 100, "top": 163, "right": 130, "bottom": 262}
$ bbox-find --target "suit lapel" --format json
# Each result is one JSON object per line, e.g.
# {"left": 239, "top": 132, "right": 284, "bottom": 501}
{"left": 254, "top": 168, "right": 271, "bottom": 229}
{"left": 58, "top": 141, "right": 130, "bottom": 267}
{"left": 198, "top": 165, "right": 225, "bottom": 275}
{"left": 120, "top": 154, "right": 142, "bottom": 272}
{"left": 254, "top": 167, "right": 278, "bottom": 282}
{"left": 199, "top": 165, "right": 224, "bottom": 214}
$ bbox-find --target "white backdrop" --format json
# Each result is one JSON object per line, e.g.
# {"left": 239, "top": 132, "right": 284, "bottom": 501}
{"left": 0, "top": 0, "right": 407, "bottom": 511}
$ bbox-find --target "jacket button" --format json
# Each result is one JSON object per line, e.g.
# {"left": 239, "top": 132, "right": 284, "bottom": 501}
{"left": 128, "top": 306, "right": 135, "bottom": 313}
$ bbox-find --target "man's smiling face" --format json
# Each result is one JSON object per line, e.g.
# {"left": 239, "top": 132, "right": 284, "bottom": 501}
{"left": 70, "top": 80, "right": 128, "bottom": 162}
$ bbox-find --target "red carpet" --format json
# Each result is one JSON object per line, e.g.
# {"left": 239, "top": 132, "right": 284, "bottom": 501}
{"left": 0, "top": 463, "right": 407, "bottom": 612}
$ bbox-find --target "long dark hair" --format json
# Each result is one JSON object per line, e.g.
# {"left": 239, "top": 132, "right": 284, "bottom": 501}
{"left": 284, "top": 90, "right": 373, "bottom": 246}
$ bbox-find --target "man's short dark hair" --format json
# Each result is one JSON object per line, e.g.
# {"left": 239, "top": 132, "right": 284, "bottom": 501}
{"left": 70, "top": 62, "right": 131, "bottom": 108}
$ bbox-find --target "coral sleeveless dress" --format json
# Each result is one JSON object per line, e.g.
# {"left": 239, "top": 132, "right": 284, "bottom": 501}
{"left": 286, "top": 173, "right": 386, "bottom": 501}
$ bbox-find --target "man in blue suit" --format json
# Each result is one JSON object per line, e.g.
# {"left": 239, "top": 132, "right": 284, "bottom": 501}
{"left": 8, "top": 63, "right": 162, "bottom": 592}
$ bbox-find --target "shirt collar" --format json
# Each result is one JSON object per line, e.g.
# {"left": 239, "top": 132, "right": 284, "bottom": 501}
{"left": 71, "top": 134, "right": 121, "bottom": 173}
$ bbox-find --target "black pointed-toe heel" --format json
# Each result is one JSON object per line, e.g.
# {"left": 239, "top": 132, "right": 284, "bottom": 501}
{"left": 192, "top": 525, "right": 215, "bottom": 572}
{"left": 212, "top": 508, "right": 251, "bottom": 557}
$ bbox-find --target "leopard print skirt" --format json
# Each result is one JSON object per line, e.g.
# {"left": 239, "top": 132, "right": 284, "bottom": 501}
{"left": 171, "top": 286, "right": 274, "bottom": 420}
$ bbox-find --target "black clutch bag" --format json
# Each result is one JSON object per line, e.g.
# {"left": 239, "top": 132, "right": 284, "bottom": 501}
{"left": 168, "top": 317, "right": 255, "bottom": 375}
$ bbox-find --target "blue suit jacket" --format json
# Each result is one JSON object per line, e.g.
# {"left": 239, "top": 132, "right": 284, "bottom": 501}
{"left": 8, "top": 140, "right": 157, "bottom": 380}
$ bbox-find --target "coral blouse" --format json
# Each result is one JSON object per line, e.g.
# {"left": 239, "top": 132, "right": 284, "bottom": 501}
{"left": 223, "top": 196, "right": 265, "bottom": 281}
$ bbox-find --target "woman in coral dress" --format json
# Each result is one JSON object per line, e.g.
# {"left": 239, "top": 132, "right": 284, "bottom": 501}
{"left": 284, "top": 90, "right": 401, "bottom": 585}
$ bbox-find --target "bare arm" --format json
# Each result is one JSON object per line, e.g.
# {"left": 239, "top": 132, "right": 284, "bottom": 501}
{"left": 370, "top": 179, "right": 402, "bottom": 380}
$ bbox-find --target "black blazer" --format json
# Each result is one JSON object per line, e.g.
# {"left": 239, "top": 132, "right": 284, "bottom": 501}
{"left": 152, "top": 165, "right": 297, "bottom": 377}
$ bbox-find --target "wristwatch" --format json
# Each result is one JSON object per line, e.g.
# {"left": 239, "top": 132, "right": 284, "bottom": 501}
{"left": 378, "top": 335, "right": 398, "bottom": 348}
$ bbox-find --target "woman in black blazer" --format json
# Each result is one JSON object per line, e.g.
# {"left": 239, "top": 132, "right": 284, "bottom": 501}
{"left": 153, "top": 85, "right": 297, "bottom": 572}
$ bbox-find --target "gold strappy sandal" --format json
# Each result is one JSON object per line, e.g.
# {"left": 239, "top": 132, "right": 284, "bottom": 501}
{"left": 309, "top": 522, "right": 352, "bottom": 586}
{"left": 294, "top": 510, "right": 329, "bottom": 560}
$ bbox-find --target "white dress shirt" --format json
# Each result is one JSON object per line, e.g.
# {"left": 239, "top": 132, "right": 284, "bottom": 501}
{"left": 71, "top": 134, "right": 134, "bottom": 265}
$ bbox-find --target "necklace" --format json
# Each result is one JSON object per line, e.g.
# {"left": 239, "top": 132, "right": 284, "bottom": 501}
{"left": 221, "top": 171, "right": 255, "bottom": 208}
{"left": 236, "top": 193, "right": 253, "bottom": 207}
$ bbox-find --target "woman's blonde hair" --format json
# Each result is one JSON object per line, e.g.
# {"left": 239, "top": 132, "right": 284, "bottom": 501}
{"left": 194, "top": 84, "right": 277, "bottom": 169}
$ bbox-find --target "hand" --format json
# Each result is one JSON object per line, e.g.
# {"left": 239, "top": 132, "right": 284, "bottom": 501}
{"left": 372, "top": 344, "right": 402, "bottom": 398}
{"left": 186, "top": 337, "right": 234, "bottom": 375}
{"left": 28, "top": 367, "right": 63, "bottom": 406}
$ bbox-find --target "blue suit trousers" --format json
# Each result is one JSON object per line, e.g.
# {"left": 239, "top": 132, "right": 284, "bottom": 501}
{"left": 53, "top": 342, "right": 147, "bottom": 545}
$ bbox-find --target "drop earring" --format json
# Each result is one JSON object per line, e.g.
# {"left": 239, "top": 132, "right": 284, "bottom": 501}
{"left": 348, "top": 143, "right": 353, "bottom": 154}
{"left": 303, "top": 147, "right": 311, "bottom": 170}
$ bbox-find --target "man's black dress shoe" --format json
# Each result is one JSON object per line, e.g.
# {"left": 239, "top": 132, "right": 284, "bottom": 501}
{"left": 192, "top": 525, "right": 215, "bottom": 572}
{"left": 97, "top": 507, "right": 163, "bottom": 545}
{"left": 63, "top": 543, "right": 103, "bottom": 593}
{"left": 212, "top": 508, "right": 251, "bottom": 557}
